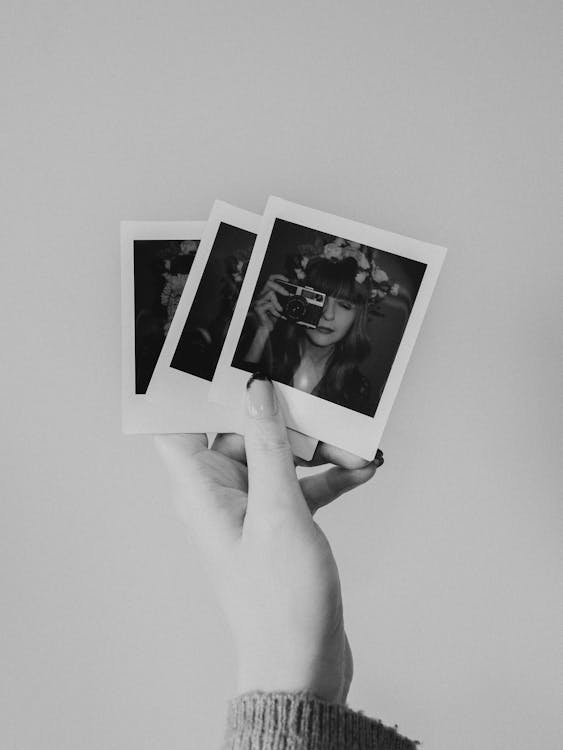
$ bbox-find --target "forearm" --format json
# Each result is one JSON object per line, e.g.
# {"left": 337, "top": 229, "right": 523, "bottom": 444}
{"left": 223, "top": 692, "right": 418, "bottom": 750}
{"left": 245, "top": 327, "right": 270, "bottom": 364}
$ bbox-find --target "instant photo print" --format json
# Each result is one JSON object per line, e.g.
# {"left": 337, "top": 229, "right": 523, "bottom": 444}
{"left": 209, "top": 197, "right": 447, "bottom": 460}
{"left": 147, "top": 201, "right": 318, "bottom": 459}
{"left": 121, "top": 221, "right": 208, "bottom": 433}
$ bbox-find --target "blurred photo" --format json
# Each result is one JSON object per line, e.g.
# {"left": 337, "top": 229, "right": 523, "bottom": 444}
{"left": 134, "top": 239, "right": 199, "bottom": 393}
{"left": 170, "top": 222, "right": 255, "bottom": 381}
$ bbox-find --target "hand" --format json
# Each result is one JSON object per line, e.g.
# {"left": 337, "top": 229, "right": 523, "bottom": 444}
{"left": 154, "top": 375, "right": 383, "bottom": 704}
{"left": 252, "top": 274, "right": 291, "bottom": 333}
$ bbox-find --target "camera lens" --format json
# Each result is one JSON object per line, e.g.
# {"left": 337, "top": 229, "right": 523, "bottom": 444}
{"left": 285, "top": 295, "right": 307, "bottom": 320}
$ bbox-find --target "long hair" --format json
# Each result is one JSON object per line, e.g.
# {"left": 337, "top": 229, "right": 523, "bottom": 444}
{"left": 274, "top": 256, "right": 371, "bottom": 407}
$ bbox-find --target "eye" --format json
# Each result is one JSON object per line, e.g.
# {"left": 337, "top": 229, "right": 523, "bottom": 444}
{"left": 337, "top": 299, "right": 354, "bottom": 310}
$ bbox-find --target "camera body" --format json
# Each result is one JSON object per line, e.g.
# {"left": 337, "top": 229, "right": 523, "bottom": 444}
{"left": 277, "top": 280, "right": 326, "bottom": 328}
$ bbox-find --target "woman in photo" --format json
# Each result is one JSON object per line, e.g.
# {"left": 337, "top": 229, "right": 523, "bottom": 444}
{"left": 242, "top": 238, "right": 393, "bottom": 416}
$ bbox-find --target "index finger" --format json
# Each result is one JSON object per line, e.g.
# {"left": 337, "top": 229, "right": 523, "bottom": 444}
{"left": 154, "top": 433, "right": 240, "bottom": 551}
{"left": 265, "top": 280, "right": 291, "bottom": 296}
{"left": 154, "top": 433, "right": 208, "bottom": 481}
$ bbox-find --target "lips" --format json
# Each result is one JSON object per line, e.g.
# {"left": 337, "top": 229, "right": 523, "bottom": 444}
{"left": 316, "top": 326, "right": 334, "bottom": 333}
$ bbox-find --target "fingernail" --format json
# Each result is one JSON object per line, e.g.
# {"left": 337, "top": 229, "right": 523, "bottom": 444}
{"left": 246, "top": 372, "right": 278, "bottom": 418}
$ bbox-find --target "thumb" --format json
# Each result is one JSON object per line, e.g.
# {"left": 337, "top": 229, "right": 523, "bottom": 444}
{"left": 244, "top": 373, "right": 305, "bottom": 520}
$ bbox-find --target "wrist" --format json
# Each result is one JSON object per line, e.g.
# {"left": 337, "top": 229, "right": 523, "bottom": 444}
{"left": 255, "top": 325, "right": 271, "bottom": 342}
{"left": 246, "top": 327, "right": 271, "bottom": 362}
{"left": 236, "top": 660, "right": 347, "bottom": 705}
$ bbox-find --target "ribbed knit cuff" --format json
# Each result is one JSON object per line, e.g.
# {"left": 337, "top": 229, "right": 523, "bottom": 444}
{"left": 223, "top": 692, "right": 419, "bottom": 750}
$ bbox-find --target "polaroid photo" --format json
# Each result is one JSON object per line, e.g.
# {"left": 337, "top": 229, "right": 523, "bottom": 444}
{"left": 146, "top": 201, "right": 318, "bottom": 460}
{"left": 209, "top": 196, "right": 447, "bottom": 461}
{"left": 121, "top": 220, "right": 207, "bottom": 433}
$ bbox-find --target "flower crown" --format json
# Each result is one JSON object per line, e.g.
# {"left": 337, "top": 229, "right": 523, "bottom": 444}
{"left": 288, "top": 237, "right": 400, "bottom": 315}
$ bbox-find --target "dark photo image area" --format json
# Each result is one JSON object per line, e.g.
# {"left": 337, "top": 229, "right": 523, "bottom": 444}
{"left": 170, "top": 223, "right": 256, "bottom": 381}
{"left": 232, "top": 218, "right": 427, "bottom": 417}
{"left": 134, "top": 239, "right": 199, "bottom": 393}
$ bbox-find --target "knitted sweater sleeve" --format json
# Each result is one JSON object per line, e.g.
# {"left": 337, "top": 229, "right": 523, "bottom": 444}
{"left": 222, "top": 692, "right": 419, "bottom": 750}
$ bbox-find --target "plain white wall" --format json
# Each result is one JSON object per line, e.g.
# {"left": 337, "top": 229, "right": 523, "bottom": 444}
{"left": 1, "top": 1, "right": 560, "bottom": 748}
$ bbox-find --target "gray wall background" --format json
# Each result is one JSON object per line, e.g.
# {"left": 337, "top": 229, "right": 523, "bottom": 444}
{"left": 2, "top": 2, "right": 560, "bottom": 748}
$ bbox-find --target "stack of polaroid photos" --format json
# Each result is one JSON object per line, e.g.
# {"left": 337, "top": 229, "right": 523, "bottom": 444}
{"left": 121, "top": 197, "right": 446, "bottom": 461}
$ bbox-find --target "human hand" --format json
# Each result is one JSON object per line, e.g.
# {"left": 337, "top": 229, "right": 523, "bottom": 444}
{"left": 154, "top": 375, "right": 383, "bottom": 704}
{"left": 252, "top": 274, "right": 290, "bottom": 333}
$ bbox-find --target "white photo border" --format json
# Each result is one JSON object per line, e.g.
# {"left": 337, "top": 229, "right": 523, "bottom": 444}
{"left": 121, "top": 220, "right": 207, "bottom": 434}
{"left": 209, "top": 196, "right": 447, "bottom": 460}
{"left": 144, "top": 202, "right": 317, "bottom": 460}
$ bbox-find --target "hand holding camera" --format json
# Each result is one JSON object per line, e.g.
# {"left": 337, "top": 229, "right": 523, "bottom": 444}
{"left": 253, "top": 274, "right": 291, "bottom": 333}
{"left": 254, "top": 274, "right": 326, "bottom": 332}
{"left": 246, "top": 273, "right": 328, "bottom": 366}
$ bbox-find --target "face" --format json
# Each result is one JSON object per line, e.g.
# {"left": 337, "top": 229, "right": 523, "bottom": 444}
{"left": 305, "top": 296, "right": 357, "bottom": 347}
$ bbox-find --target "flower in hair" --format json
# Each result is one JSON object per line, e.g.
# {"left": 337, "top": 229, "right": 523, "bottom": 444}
{"left": 355, "top": 270, "right": 369, "bottom": 284}
{"left": 179, "top": 240, "right": 199, "bottom": 255}
{"left": 372, "top": 267, "right": 389, "bottom": 283}
{"left": 323, "top": 242, "right": 345, "bottom": 260}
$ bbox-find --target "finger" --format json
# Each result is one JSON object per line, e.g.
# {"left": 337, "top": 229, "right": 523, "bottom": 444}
{"left": 266, "top": 289, "right": 284, "bottom": 311}
{"left": 244, "top": 374, "right": 306, "bottom": 522}
{"left": 300, "top": 461, "right": 380, "bottom": 514}
{"left": 258, "top": 276, "right": 288, "bottom": 300}
{"left": 256, "top": 294, "right": 282, "bottom": 314}
{"left": 266, "top": 280, "right": 290, "bottom": 297}
{"left": 154, "top": 433, "right": 240, "bottom": 550}
{"left": 212, "top": 432, "right": 345, "bottom": 472}
{"left": 256, "top": 299, "right": 281, "bottom": 318}
{"left": 154, "top": 433, "right": 208, "bottom": 479}
{"left": 257, "top": 290, "right": 283, "bottom": 313}
{"left": 296, "top": 443, "right": 382, "bottom": 469}
{"left": 211, "top": 432, "right": 246, "bottom": 463}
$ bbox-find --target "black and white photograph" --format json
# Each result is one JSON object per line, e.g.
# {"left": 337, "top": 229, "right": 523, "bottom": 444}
{"left": 148, "top": 202, "right": 318, "bottom": 459}
{"left": 121, "top": 220, "right": 207, "bottom": 434}
{"left": 169, "top": 221, "right": 254, "bottom": 381}
{"left": 134, "top": 238, "right": 200, "bottom": 393}
{"left": 231, "top": 219, "right": 427, "bottom": 417}
{"left": 210, "top": 197, "right": 447, "bottom": 459}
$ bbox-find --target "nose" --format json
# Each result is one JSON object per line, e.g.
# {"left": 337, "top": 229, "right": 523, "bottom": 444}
{"left": 322, "top": 297, "right": 336, "bottom": 321}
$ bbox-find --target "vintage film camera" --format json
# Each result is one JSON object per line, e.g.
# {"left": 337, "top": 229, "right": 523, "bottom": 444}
{"left": 277, "top": 280, "right": 326, "bottom": 328}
